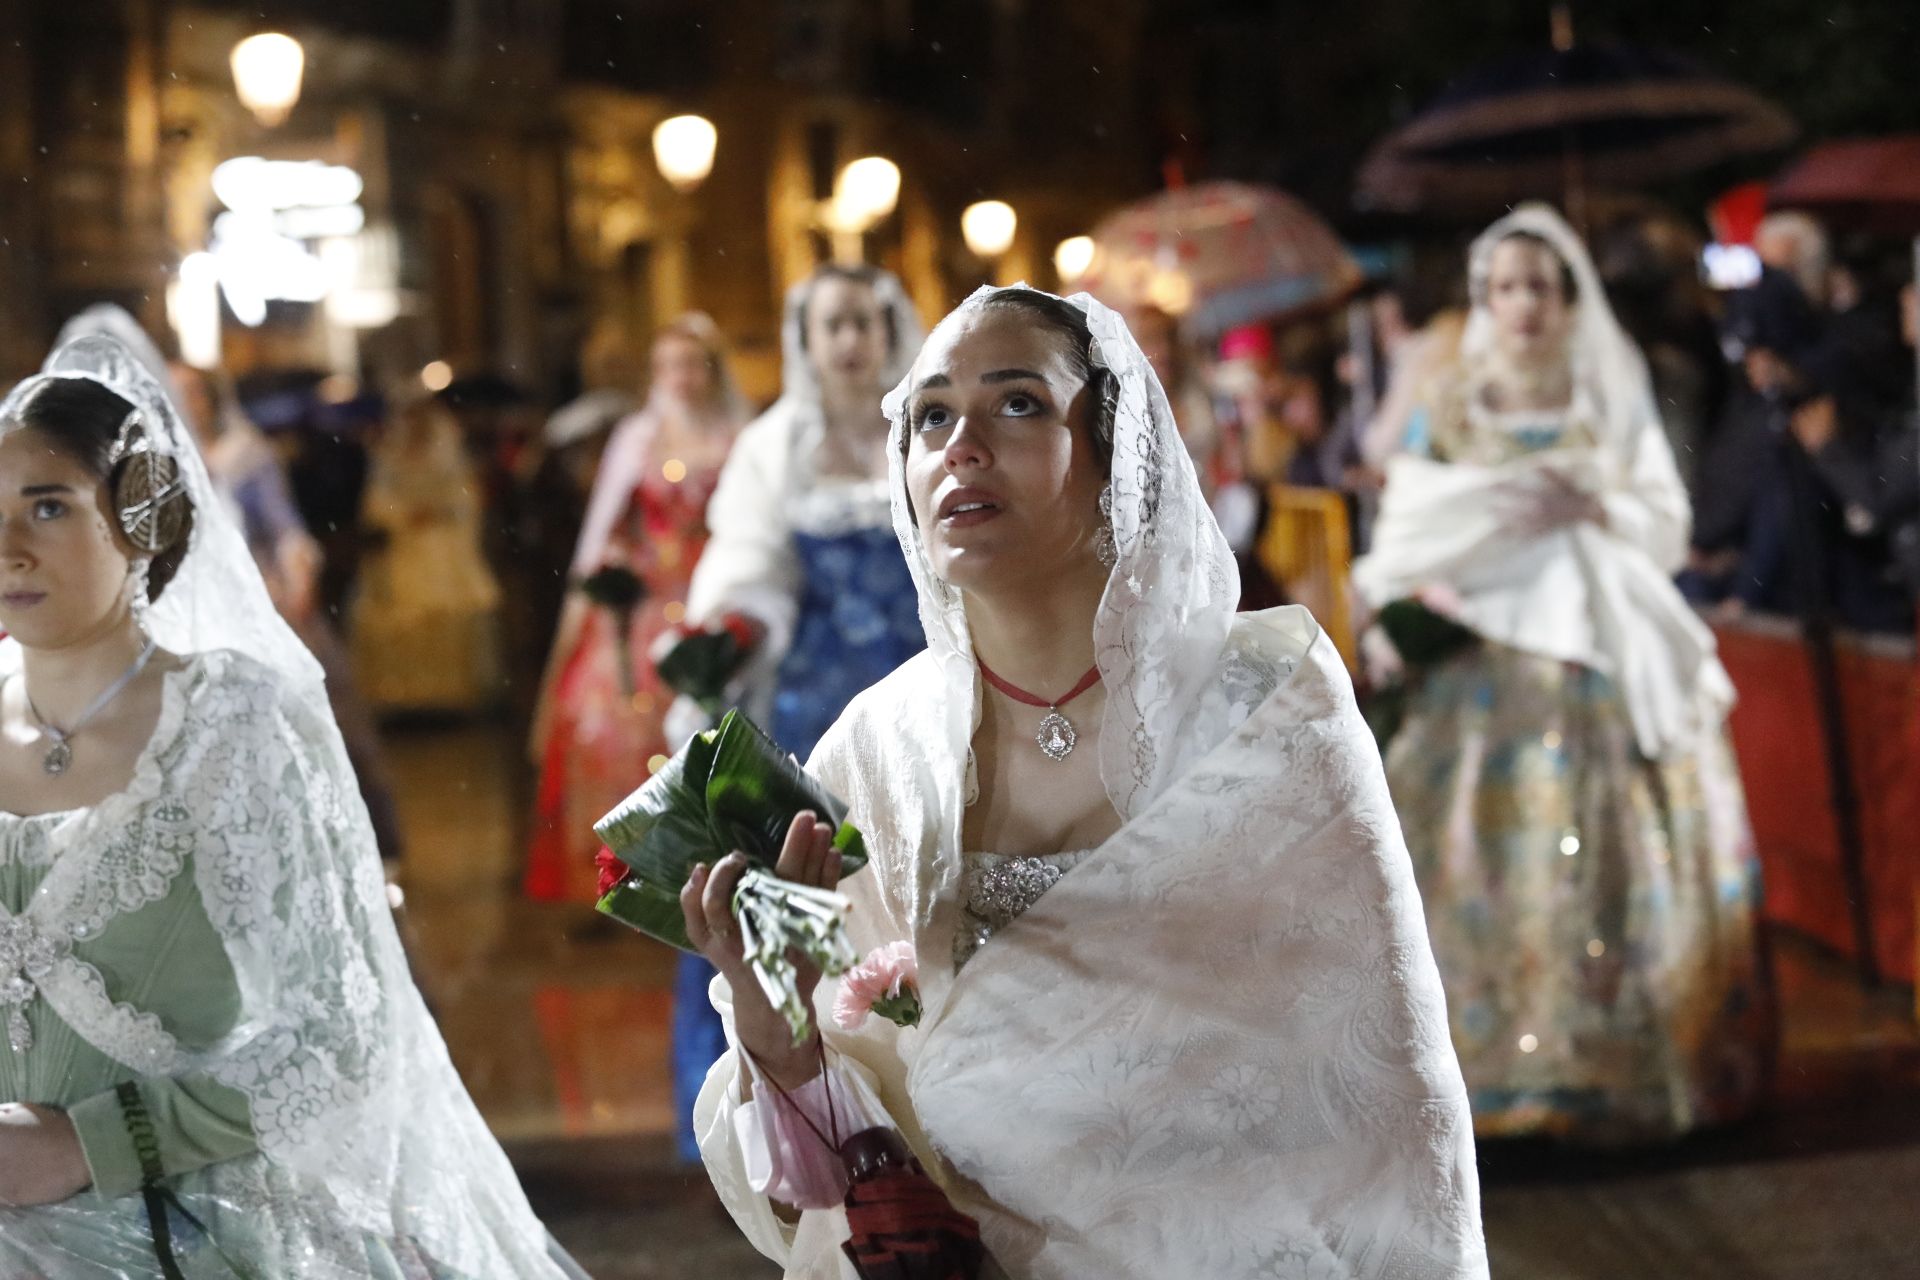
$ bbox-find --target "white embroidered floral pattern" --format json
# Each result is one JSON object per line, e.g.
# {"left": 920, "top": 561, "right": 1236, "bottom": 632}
{"left": 0, "top": 915, "right": 69, "bottom": 1053}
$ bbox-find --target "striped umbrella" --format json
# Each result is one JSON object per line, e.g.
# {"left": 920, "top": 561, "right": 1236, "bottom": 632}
{"left": 1076, "top": 182, "right": 1362, "bottom": 338}
{"left": 1358, "top": 41, "right": 1795, "bottom": 217}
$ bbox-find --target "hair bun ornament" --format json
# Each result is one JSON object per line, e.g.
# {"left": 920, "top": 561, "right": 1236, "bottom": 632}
{"left": 108, "top": 409, "right": 190, "bottom": 554}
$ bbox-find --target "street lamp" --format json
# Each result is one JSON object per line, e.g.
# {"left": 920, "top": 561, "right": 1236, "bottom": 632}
{"left": 653, "top": 114, "right": 718, "bottom": 193}
{"left": 1053, "top": 235, "right": 1096, "bottom": 284}
{"left": 831, "top": 157, "right": 901, "bottom": 231}
{"left": 817, "top": 156, "right": 900, "bottom": 263}
{"left": 962, "top": 200, "right": 1018, "bottom": 259}
{"left": 230, "top": 33, "right": 305, "bottom": 128}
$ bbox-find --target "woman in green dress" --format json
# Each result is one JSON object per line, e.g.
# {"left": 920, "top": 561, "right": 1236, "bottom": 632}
{"left": 0, "top": 326, "right": 582, "bottom": 1276}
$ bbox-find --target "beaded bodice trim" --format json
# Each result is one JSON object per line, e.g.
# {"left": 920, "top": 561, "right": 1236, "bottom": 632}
{"left": 952, "top": 849, "right": 1094, "bottom": 971}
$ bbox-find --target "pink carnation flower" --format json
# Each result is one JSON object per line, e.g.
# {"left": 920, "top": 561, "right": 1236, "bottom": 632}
{"left": 833, "top": 941, "right": 921, "bottom": 1031}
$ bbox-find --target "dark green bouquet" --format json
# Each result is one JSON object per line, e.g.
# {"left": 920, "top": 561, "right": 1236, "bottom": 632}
{"left": 649, "top": 612, "right": 761, "bottom": 721}
{"left": 1376, "top": 597, "right": 1479, "bottom": 668}
{"left": 1365, "top": 598, "right": 1481, "bottom": 749}
{"left": 578, "top": 565, "right": 647, "bottom": 696}
{"left": 594, "top": 710, "right": 867, "bottom": 1042}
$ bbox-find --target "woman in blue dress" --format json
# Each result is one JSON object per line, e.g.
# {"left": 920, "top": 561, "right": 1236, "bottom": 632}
{"left": 669, "top": 265, "right": 926, "bottom": 1160}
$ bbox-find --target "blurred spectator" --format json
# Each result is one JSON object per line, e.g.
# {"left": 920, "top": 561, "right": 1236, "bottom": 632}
{"left": 176, "top": 364, "right": 407, "bottom": 861}
{"left": 1821, "top": 235, "right": 1911, "bottom": 420}
{"left": 172, "top": 363, "right": 322, "bottom": 621}
{"left": 1688, "top": 267, "right": 1915, "bottom": 633}
{"left": 1788, "top": 284, "right": 1920, "bottom": 615}
{"left": 1594, "top": 209, "right": 1728, "bottom": 486}
{"left": 1198, "top": 325, "right": 1285, "bottom": 609}
{"left": 1277, "top": 360, "right": 1363, "bottom": 499}
{"left": 1756, "top": 210, "right": 1831, "bottom": 308}
{"left": 353, "top": 398, "right": 505, "bottom": 714}
{"left": 250, "top": 380, "right": 379, "bottom": 626}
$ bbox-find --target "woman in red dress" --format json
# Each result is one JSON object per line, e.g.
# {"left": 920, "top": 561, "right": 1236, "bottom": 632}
{"left": 525, "top": 315, "right": 749, "bottom": 902}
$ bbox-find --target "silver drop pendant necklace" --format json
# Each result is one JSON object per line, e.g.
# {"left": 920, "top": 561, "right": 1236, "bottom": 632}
{"left": 22, "top": 639, "right": 159, "bottom": 776}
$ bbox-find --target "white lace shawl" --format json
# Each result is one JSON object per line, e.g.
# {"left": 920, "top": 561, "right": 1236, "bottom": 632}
{"left": 0, "top": 647, "right": 570, "bottom": 1276}
{"left": 1351, "top": 206, "right": 1733, "bottom": 759}
{"left": 693, "top": 289, "right": 1486, "bottom": 1278}
{"left": 0, "top": 324, "right": 569, "bottom": 1277}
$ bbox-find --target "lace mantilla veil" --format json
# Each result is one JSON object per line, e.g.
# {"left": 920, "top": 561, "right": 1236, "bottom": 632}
{"left": 0, "top": 321, "right": 577, "bottom": 1277}
{"left": 1460, "top": 203, "right": 1658, "bottom": 460}
{"left": 875, "top": 287, "right": 1243, "bottom": 914}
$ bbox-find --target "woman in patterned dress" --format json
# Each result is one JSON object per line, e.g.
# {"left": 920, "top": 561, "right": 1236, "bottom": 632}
{"left": 0, "top": 329, "right": 579, "bottom": 1275}
{"left": 1354, "top": 205, "right": 1771, "bottom": 1143}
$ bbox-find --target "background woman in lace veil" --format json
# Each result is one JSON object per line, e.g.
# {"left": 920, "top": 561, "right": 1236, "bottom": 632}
{"left": 665, "top": 267, "right": 926, "bottom": 1166}
{"left": 678, "top": 286, "right": 1487, "bottom": 1279}
{"left": 0, "top": 322, "right": 582, "bottom": 1276}
{"left": 1353, "top": 205, "right": 1770, "bottom": 1143}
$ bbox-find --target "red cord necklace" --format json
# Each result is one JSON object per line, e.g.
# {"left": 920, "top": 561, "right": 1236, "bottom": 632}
{"left": 977, "top": 658, "right": 1102, "bottom": 762}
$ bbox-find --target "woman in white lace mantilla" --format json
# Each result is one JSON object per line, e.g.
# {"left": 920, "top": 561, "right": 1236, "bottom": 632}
{"left": 681, "top": 287, "right": 1487, "bottom": 1279}
{"left": 1352, "top": 206, "right": 1769, "bottom": 1142}
{"left": 0, "top": 326, "right": 580, "bottom": 1277}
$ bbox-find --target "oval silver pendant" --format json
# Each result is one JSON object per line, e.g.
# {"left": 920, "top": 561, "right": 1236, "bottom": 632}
{"left": 42, "top": 741, "right": 72, "bottom": 777}
{"left": 1036, "top": 711, "right": 1077, "bottom": 762}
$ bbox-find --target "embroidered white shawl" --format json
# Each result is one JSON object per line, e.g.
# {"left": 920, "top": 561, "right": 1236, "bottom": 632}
{"left": 693, "top": 289, "right": 1486, "bottom": 1279}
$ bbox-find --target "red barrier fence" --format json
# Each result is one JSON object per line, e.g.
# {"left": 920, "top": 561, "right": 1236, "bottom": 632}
{"left": 1716, "top": 617, "right": 1920, "bottom": 986}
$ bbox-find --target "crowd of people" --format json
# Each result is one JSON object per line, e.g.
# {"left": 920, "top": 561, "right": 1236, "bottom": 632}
{"left": 0, "top": 191, "right": 1912, "bottom": 1276}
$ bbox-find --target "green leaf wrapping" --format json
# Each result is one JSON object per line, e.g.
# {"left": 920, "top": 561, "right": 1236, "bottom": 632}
{"left": 593, "top": 879, "right": 692, "bottom": 949}
{"left": 595, "top": 728, "right": 723, "bottom": 908}
{"left": 591, "top": 710, "right": 867, "bottom": 954}
{"left": 705, "top": 712, "right": 868, "bottom": 873}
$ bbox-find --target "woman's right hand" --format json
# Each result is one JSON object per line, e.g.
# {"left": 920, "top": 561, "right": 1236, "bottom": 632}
{"left": 681, "top": 812, "right": 843, "bottom": 1088}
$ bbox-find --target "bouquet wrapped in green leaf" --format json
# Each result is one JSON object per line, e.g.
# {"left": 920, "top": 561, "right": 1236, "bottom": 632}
{"left": 650, "top": 611, "right": 762, "bottom": 720}
{"left": 594, "top": 710, "right": 868, "bottom": 1043}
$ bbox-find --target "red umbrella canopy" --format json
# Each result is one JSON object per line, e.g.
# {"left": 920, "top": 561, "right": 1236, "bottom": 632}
{"left": 1770, "top": 135, "right": 1920, "bottom": 235}
{"left": 1076, "top": 182, "right": 1362, "bottom": 338}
